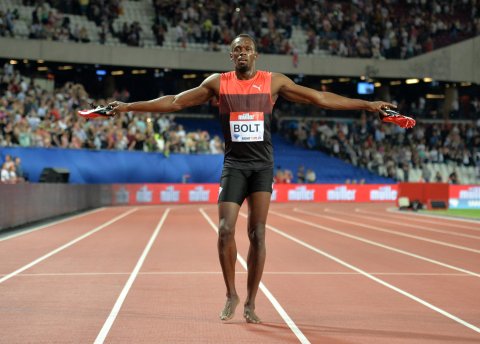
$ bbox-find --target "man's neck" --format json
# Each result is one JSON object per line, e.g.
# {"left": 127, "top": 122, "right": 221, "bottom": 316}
{"left": 235, "top": 68, "right": 257, "bottom": 80}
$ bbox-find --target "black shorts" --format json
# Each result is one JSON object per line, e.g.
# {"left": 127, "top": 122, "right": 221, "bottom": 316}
{"left": 218, "top": 167, "right": 274, "bottom": 205}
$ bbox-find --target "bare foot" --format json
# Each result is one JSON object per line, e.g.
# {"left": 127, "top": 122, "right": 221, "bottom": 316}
{"left": 219, "top": 295, "right": 240, "bottom": 321}
{"left": 243, "top": 306, "right": 261, "bottom": 324}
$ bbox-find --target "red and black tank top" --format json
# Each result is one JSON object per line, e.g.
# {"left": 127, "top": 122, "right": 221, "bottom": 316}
{"left": 219, "top": 70, "right": 275, "bottom": 169}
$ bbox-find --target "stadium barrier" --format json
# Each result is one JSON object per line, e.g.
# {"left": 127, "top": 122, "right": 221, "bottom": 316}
{"left": 2, "top": 183, "right": 479, "bottom": 232}
{"left": 449, "top": 185, "right": 480, "bottom": 209}
{"left": 0, "top": 184, "right": 112, "bottom": 232}
{"left": 0, "top": 147, "right": 224, "bottom": 184}
{"left": 1, "top": 146, "right": 392, "bottom": 184}
{"left": 111, "top": 184, "right": 399, "bottom": 205}
{"left": 398, "top": 183, "right": 480, "bottom": 210}
{"left": 397, "top": 182, "right": 450, "bottom": 210}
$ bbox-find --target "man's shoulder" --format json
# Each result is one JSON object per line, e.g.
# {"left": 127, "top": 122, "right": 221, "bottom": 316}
{"left": 206, "top": 72, "right": 222, "bottom": 80}
{"left": 201, "top": 73, "right": 221, "bottom": 89}
{"left": 270, "top": 72, "right": 285, "bottom": 78}
{"left": 270, "top": 72, "right": 290, "bottom": 83}
{"left": 270, "top": 72, "right": 292, "bottom": 91}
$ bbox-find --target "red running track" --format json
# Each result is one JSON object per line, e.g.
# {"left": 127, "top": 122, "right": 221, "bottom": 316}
{"left": 0, "top": 203, "right": 479, "bottom": 343}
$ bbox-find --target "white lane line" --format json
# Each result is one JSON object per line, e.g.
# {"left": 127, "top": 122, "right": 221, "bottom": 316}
{"left": 0, "top": 208, "right": 138, "bottom": 285}
{"left": 370, "top": 207, "right": 480, "bottom": 230}
{"left": 384, "top": 208, "right": 480, "bottom": 228}
{"left": 0, "top": 207, "right": 106, "bottom": 242}
{"left": 7, "top": 272, "right": 473, "bottom": 277}
{"left": 309, "top": 208, "right": 480, "bottom": 254}
{"left": 263, "top": 217, "right": 480, "bottom": 334}
{"left": 269, "top": 210, "right": 480, "bottom": 278}
{"left": 199, "top": 208, "right": 310, "bottom": 344}
{"left": 347, "top": 209, "right": 480, "bottom": 240}
{"left": 262, "top": 272, "right": 473, "bottom": 276}
{"left": 94, "top": 208, "right": 170, "bottom": 344}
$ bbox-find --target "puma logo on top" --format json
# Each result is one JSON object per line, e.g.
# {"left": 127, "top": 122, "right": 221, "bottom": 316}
{"left": 252, "top": 84, "right": 261, "bottom": 91}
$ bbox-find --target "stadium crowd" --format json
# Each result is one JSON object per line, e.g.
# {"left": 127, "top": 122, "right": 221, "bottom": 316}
{"left": 278, "top": 111, "right": 480, "bottom": 182}
{"left": 2, "top": 61, "right": 479, "bottom": 184}
{"left": 0, "top": 8, "right": 18, "bottom": 37}
{"left": 0, "top": 63, "right": 225, "bottom": 158}
{"left": 2, "top": 0, "right": 476, "bottom": 58}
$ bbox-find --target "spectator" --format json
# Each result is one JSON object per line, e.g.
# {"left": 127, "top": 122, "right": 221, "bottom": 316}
{"left": 296, "top": 165, "right": 305, "bottom": 183}
{"left": 421, "top": 165, "right": 431, "bottom": 182}
{"left": 1, "top": 162, "right": 16, "bottom": 183}
{"left": 1, "top": 162, "right": 9, "bottom": 182}
{"left": 305, "top": 168, "right": 316, "bottom": 183}
{"left": 283, "top": 169, "right": 293, "bottom": 183}
{"left": 274, "top": 168, "right": 285, "bottom": 183}
{"left": 448, "top": 170, "right": 459, "bottom": 184}
{"left": 209, "top": 135, "right": 223, "bottom": 154}
{"left": 1, "top": 9, "right": 18, "bottom": 37}
{"left": 3, "top": 154, "right": 15, "bottom": 170}
{"left": 78, "top": 26, "right": 90, "bottom": 43}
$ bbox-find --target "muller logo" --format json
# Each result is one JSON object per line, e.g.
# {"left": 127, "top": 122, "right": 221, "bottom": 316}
{"left": 160, "top": 186, "right": 180, "bottom": 202}
{"left": 115, "top": 187, "right": 130, "bottom": 204}
{"left": 136, "top": 185, "right": 152, "bottom": 203}
{"left": 370, "top": 186, "right": 397, "bottom": 201}
{"left": 288, "top": 186, "right": 315, "bottom": 201}
{"left": 238, "top": 113, "right": 255, "bottom": 120}
{"left": 327, "top": 186, "right": 356, "bottom": 201}
{"left": 189, "top": 186, "right": 210, "bottom": 202}
{"left": 459, "top": 187, "right": 480, "bottom": 199}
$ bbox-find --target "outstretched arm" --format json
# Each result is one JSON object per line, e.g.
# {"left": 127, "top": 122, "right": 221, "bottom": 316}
{"left": 108, "top": 73, "right": 220, "bottom": 114}
{"left": 273, "top": 73, "right": 395, "bottom": 115}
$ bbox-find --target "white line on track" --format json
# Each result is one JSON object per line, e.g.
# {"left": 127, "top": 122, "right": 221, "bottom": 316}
{"left": 361, "top": 207, "right": 480, "bottom": 231}
{"left": 6, "top": 271, "right": 473, "bottom": 277}
{"left": 0, "top": 207, "right": 106, "bottom": 242}
{"left": 199, "top": 208, "right": 311, "bottom": 344}
{"left": 269, "top": 210, "right": 480, "bottom": 278}
{"left": 263, "top": 217, "right": 480, "bottom": 334}
{"left": 0, "top": 208, "right": 137, "bottom": 285}
{"left": 94, "top": 208, "right": 170, "bottom": 344}
{"left": 385, "top": 208, "right": 480, "bottom": 227}
{"left": 347, "top": 209, "right": 480, "bottom": 240}
{"left": 309, "top": 208, "right": 480, "bottom": 253}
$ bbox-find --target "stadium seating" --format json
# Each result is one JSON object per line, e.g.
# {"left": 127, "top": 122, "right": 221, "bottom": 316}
{"left": 4, "top": 0, "right": 479, "bottom": 58}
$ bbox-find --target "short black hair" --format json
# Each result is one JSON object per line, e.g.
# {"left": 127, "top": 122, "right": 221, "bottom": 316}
{"left": 230, "top": 34, "right": 257, "bottom": 52}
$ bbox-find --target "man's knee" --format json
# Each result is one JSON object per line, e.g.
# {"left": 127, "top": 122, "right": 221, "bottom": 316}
{"left": 248, "top": 224, "right": 266, "bottom": 246}
{"left": 218, "top": 220, "right": 236, "bottom": 243}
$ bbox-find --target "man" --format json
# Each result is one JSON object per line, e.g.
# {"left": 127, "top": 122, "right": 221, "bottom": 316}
{"left": 14, "top": 156, "right": 25, "bottom": 182}
{"left": 296, "top": 165, "right": 306, "bottom": 183}
{"left": 105, "top": 34, "right": 409, "bottom": 324}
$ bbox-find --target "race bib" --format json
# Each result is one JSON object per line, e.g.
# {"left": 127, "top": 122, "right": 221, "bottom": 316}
{"left": 229, "top": 112, "right": 264, "bottom": 142}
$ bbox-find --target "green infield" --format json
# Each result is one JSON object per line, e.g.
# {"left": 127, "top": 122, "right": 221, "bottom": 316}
{"left": 420, "top": 209, "right": 480, "bottom": 220}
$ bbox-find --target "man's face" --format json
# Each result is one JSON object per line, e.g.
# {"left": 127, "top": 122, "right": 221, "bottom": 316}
{"left": 230, "top": 37, "right": 257, "bottom": 73}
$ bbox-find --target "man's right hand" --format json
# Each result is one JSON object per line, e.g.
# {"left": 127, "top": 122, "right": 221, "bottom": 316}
{"left": 107, "top": 101, "right": 129, "bottom": 115}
